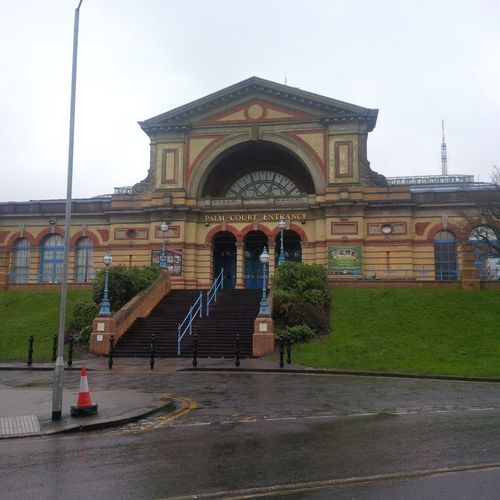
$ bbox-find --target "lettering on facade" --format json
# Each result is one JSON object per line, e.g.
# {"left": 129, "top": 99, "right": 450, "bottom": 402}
{"left": 203, "top": 212, "right": 307, "bottom": 223}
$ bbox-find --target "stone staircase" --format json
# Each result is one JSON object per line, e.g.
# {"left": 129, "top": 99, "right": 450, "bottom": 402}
{"left": 113, "top": 289, "right": 261, "bottom": 358}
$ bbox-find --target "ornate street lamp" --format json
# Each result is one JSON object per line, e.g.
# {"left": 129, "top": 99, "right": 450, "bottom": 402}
{"left": 160, "top": 222, "right": 169, "bottom": 269}
{"left": 278, "top": 218, "right": 286, "bottom": 266}
{"left": 259, "top": 247, "right": 270, "bottom": 316}
{"left": 99, "top": 252, "right": 112, "bottom": 316}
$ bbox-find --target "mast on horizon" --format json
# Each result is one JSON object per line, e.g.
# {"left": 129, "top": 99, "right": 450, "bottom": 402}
{"left": 441, "top": 120, "right": 448, "bottom": 176}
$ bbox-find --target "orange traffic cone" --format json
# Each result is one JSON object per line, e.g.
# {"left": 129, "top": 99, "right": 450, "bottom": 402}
{"left": 70, "top": 367, "right": 98, "bottom": 416}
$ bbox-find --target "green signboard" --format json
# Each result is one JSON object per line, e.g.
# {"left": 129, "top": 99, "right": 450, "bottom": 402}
{"left": 328, "top": 246, "right": 362, "bottom": 275}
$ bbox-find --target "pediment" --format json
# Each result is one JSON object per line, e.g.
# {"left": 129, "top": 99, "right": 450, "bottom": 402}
{"left": 139, "top": 77, "right": 378, "bottom": 134}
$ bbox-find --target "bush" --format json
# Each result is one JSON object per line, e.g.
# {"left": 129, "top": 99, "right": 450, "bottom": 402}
{"left": 273, "top": 262, "right": 330, "bottom": 343}
{"left": 92, "top": 265, "right": 161, "bottom": 312}
{"left": 68, "top": 298, "right": 99, "bottom": 345}
{"left": 278, "top": 324, "right": 318, "bottom": 343}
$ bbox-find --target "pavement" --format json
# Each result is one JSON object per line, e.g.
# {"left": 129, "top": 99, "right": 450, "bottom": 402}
{"left": 0, "top": 355, "right": 304, "bottom": 438}
{"left": 2, "top": 355, "right": 500, "bottom": 439}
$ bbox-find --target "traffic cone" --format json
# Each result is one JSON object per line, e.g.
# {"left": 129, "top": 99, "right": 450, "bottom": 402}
{"left": 70, "top": 367, "right": 98, "bottom": 416}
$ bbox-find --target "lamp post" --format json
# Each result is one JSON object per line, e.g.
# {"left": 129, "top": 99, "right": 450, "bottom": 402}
{"left": 99, "top": 253, "right": 112, "bottom": 316}
{"left": 278, "top": 218, "right": 286, "bottom": 266}
{"left": 160, "top": 222, "right": 168, "bottom": 269}
{"left": 259, "top": 247, "right": 270, "bottom": 316}
{"left": 51, "top": 0, "right": 84, "bottom": 421}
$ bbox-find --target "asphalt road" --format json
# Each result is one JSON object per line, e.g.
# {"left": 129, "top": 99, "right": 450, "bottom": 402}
{"left": 2, "top": 370, "right": 500, "bottom": 499}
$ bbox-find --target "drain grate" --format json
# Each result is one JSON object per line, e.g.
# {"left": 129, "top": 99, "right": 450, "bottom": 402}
{"left": 0, "top": 415, "right": 40, "bottom": 437}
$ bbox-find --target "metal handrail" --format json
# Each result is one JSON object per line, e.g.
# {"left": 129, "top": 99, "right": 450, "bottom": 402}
{"left": 177, "top": 291, "right": 203, "bottom": 355}
{"left": 206, "top": 267, "right": 224, "bottom": 317}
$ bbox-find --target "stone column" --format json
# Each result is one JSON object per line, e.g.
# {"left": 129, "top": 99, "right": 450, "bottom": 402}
{"left": 252, "top": 315, "right": 275, "bottom": 356}
{"left": 236, "top": 242, "right": 244, "bottom": 289}
{"left": 460, "top": 243, "right": 480, "bottom": 290}
{"left": 0, "top": 250, "right": 9, "bottom": 291}
{"left": 268, "top": 242, "right": 276, "bottom": 281}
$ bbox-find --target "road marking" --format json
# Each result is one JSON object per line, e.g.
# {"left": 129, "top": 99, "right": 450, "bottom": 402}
{"left": 164, "top": 462, "right": 500, "bottom": 499}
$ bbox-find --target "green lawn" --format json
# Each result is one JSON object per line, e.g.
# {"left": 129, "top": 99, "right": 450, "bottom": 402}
{"left": 292, "top": 288, "right": 500, "bottom": 378}
{"left": 0, "top": 291, "right": 91, "bottom": 362}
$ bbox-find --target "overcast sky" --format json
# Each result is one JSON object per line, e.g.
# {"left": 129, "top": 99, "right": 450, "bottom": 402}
{"left": 0, "top": 0, "right": 499, "bottom": 202}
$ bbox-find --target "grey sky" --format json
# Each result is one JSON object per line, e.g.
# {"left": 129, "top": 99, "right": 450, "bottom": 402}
{"left": 0, "top": 0, "right": 499, "bottom": 201}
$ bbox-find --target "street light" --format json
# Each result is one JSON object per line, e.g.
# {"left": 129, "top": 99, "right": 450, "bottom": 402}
{"left": 160, "top": 222, "right": 168, "bottom": 269}
{"left": 52, "top": 0, "right": 84, "bottom": 422}
{"left": 259, "top": 247, "right": 270, "bottom": 316}
{"left": 99, "top": 253, "right": 112, "bottom": 316}
{"left": 278, "top": 218, "right": 286, "bottom": 266}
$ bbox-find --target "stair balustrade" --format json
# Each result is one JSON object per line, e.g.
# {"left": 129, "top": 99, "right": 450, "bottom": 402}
{"left": 206, "top": 267, "right": 224, "bottom": 316}
{"left": 177, "top": 291, "right": 203, "bottom": 355}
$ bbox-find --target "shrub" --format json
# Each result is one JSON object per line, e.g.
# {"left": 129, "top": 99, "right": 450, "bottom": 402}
{"left": 68, "top": 298, "right": 99, "bottom": 345}
{"left": 278, "top": 323, "right": 318, "bottom": 343}
{"left": 92, "top": 265, "right": 161, "bottom": 312}
{"left": 273, "top": 262, "right": 330, "bottom": 343}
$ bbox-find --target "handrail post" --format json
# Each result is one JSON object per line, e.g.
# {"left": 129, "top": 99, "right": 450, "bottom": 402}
{"left": 199, "top": 291, "right": 203, "bottom": 318}
{"left": 221, "top": 267, "right": 224, "bottom": 289}
{"left": 189, "top": 306, "right": 193, "bottom": 335}
{"left": 177, "top": 324, "right": 181, "bottom": 356}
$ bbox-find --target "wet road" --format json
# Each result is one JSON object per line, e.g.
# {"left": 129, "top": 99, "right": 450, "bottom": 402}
{"left": 2, "top": 370, "right": 500, "bottom": 498}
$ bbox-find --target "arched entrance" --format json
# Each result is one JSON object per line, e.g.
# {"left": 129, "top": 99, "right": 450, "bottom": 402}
{"left": 275, "top": 230, "right": 302, "bottom": 266}
{"left": 213, "top": 231, "right": 237, "bottom": 289}
{"left": 244, "top": 230, "right": 268, "bottom": 289}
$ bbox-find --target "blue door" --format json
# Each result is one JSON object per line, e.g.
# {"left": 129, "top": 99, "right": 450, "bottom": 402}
{"left": 213, "top": 231, "right": 237, "bottom": 289}
{"left": 244, "top": 248, "right": 263, "bottom": 288}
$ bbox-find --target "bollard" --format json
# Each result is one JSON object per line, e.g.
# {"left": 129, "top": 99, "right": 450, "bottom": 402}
{"left": 52, "top": 333, "right": 57, "bottom": 362}
{"left": 108, "top": 335, "right": 114, "bottom": 370}
{"left": 279, "top": 336, "right": 285, "bottom": 368}
{"left": 235, "top": 333, "right": 240, "bottom": 367}
{"left": 286, "top": 335, "right": 292, "bottom": 365}
{"left": 27, "top": 335, "right": 34, "bottom": 367}
{"left": 150, "top": 334, "right": 155, "bottom": 370}
{"left": 192, "top": 334, "right": 198, "bottom": 367}
{"left": 67, "top": 335, "right": 74, "bottom": 367}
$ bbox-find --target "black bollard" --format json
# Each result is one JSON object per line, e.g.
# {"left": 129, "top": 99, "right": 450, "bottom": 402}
{"left": 192, "top": 334, "right": 198, "bottom": 367}
{"left": 279, "top": 336, "right": 285, "bottom": 368}
{"left": 235, "top": 333, "right": 240, "bottom": 367}
{"left": 27, "top": 335, "right": 34, "bottom": 367}
{"left": 52, "top": 333, "right": 57, "bottom": 362}
{"left": 108, "top": 335, "right": 114, "bottom": 370}
{"left": 67, "top": 335, "right": 74, "bottom": 367}
{"left": 286, "top": 335, "right": 292, "bottom": 365}
{"left": 150, "top": 334, "right": 155, "bottom": 370}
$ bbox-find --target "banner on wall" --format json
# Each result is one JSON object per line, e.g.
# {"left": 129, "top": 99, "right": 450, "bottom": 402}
{"left": 327, "top": 246, "right": 362, "bottom": 275}
{"left": 151, "top": 249, "right": 183, "bottom": 276}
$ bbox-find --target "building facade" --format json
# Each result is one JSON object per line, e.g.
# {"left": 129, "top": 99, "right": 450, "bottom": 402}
{"left": 0, "top": 77, "right": 495, "bottom": 291}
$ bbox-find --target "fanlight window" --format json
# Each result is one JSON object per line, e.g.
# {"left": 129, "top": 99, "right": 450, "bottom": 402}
{"left": 226, "top": 171, "right": 300, "bottom": 198}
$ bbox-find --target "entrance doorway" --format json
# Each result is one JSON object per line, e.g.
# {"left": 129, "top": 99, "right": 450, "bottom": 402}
{"left": 275, "top": 230, "right": 302, "bottom": 266}
{"left": 244, "top": 230, "right": 268, "bottom": 288}
{"left": 213, "top": 231, "right": 237, "bottom": 289}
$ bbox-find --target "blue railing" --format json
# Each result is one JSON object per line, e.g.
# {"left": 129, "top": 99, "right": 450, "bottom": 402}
{"left": 177, "top": 291, "right": 203, "bottom": 355}
{"left": 206, "top": 267, "right": 224, "bottom": 317}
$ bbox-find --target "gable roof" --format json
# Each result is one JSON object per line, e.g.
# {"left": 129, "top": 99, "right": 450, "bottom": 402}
{"left": 139, "top": 76, "right": 378, "bottom": 134}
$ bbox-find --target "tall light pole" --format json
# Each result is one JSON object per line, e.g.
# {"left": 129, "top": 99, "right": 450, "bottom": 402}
{"left": 160, "top": 222, "right": 168, "bottom": 269}
{"left": 52, "top": 0, "right": 84, "bottom": 421}
{"left": 99, "top": 253, "right": 112, "bottom": 316}
{"left": 278, "top": 218, "right": 286, "bottom": 266}
{"left": 259, "top": 247, "right": 270, "bottom": 316}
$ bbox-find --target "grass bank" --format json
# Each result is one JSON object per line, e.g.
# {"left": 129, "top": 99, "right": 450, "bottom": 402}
{"left": 0, "top": 291, "right": 91, "bottom": 362}
{"left": 292, "top": 288, "right": 500, "bottom": 378}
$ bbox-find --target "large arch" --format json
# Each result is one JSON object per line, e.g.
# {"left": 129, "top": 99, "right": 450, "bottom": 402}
{"left": 187, "top": 134, "right": 326, "bottom": 199}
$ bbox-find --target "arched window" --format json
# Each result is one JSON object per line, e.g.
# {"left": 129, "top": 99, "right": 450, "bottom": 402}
{"left": 226, "top": 171, "right": 301, "bottom": 198}
{"left": 12, "top": 238, "right": 30, "bottom": 283}
{"left": 75, "top": 237, "right": 94, "bottom": 283}
{"left": 39, "top": 234, "right": 64, "bottom": 283}
{"left": 434, "top": 230, "right": 458, "bottom": 281}
{"left": 469, "top": 225, "right": 500, "bottom": 279}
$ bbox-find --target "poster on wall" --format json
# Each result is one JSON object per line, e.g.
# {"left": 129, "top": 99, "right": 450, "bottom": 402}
{"left": 151, "top": 249, "right": 183, "bottom": 276}
{"left": 327, "top": 246, "right": 362, "bottom": 275}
